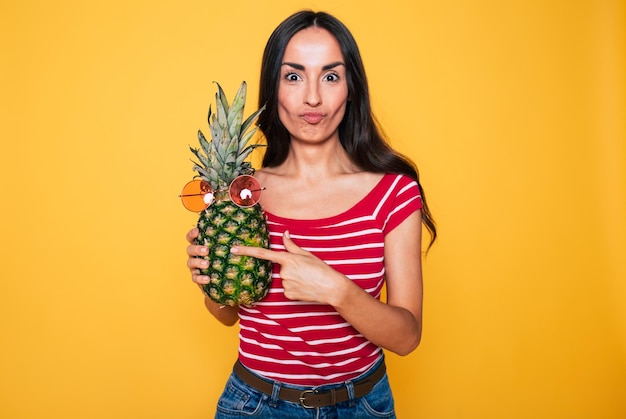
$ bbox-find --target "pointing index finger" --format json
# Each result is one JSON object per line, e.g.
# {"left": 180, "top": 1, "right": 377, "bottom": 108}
{"left": 231, "top": 245, "right": 286, "bottom": 264}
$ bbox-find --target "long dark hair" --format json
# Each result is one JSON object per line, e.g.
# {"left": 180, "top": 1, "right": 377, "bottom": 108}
{"left": 258, "top": 10, "right": 437, "bottom": 249}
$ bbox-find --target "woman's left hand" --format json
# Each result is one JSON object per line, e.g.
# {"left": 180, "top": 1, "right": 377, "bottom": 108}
{"left": 230, "top": 231, "right": 347, "bottom": 305}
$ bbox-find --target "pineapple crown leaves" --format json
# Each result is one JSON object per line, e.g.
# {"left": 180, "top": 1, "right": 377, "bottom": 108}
{"left": 189, "top": 81, "right": 266, "bottom": 192}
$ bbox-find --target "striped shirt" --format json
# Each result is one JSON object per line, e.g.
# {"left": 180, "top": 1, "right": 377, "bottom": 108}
{"left": 238, "top": 173, "right": 423, "bottom": 386}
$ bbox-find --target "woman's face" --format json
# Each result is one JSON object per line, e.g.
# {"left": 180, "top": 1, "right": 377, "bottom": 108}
{"left": 277, "top": 27, "right": 349, "bottom": 145}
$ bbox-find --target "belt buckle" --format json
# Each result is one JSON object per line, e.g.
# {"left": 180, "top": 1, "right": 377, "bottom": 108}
{"left": 298, "top": 389, "right": 319, "bottom": 409}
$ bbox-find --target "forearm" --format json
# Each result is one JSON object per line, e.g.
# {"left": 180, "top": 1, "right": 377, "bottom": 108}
{"left": 204, "top": 296, "right": 240, "bottom": 326}
{"left": 331, "top": 277, "right": 422, "bottom": 356}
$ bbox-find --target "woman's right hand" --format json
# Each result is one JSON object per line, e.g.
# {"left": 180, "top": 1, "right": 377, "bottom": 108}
{"left": 186, "top": 227, "right": 210, "bottom": 286}
{"left": 186, "top": 227, "right": 240, "bottom": 325}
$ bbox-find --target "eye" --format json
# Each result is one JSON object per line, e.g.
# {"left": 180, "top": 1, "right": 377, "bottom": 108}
{"left": 285, "top": 72, "right": 301, "bottom": 82}
{"left": 323, "top": 72, "right": 341, "bottom": 83}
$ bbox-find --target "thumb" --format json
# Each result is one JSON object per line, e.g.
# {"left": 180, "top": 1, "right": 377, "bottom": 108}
{"left": 282, "top": 230, "right": 306, "bottom": 254}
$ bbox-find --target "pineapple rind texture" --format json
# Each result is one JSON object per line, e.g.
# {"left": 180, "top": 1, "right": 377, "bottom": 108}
{"left": 198, "top": 202, "right": 272, "bottom": 307}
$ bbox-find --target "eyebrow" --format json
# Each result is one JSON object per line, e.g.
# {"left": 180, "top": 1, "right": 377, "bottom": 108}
{"left": 281, "top": 61, "right": 345, "bottom": 71}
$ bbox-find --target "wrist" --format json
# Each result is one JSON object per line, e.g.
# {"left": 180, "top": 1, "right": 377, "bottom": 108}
{"left": 328, "top": 273, "right": 357, "bottom": 309}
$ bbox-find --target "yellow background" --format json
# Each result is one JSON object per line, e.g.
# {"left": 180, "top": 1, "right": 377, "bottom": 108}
{"left": 1, "top": 0, "right": 624, "bottom": 418}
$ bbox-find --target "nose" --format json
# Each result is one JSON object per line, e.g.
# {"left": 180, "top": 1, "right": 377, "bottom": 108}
{"left": 304, "top": 80, "right": 321, "bottom": 107}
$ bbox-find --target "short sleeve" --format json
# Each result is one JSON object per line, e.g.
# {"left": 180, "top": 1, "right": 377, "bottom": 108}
{"left": 382, "top": 174, "right": 423, "bottom": 235}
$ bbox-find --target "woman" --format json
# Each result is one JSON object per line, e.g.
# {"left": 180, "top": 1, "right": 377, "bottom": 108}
{"left": 186, "top": 10, "right": 436, "bottom": 418}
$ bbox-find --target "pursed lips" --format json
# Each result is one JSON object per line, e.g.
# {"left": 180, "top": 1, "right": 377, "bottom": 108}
{"left": 300, "top": 112, "right": 325, "bottom": 124}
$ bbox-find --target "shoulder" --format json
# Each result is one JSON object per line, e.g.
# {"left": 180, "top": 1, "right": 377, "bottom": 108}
{"left": 387, "top": 172, "right": 418, "bottom": 185}
{"left": 378, "top": 173, "right": 420, "bottom": 195}
{"left": 253, "top": 168, "right": 273, "bottom": 184}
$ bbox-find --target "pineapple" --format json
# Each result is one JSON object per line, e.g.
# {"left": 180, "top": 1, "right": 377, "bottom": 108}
{"left": 188, "top": 81, "right": 271, "bottom": 306}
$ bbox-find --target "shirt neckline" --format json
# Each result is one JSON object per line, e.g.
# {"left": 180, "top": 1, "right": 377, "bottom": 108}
{"left": 263, "top": 173, "right": 393, "bottom": 226}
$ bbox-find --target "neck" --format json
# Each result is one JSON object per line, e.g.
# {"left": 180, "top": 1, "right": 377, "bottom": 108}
{"left": 279, "top": 139, "right": 359, "bottom": 180}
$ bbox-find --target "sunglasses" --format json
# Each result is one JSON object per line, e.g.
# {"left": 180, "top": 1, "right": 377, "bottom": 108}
{"left": 180, "top": 175, "right": 264, "bottom": 212}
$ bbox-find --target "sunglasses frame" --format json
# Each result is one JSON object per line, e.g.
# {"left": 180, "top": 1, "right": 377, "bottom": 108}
{"left": 180, "top": 174, "right": 264, "bottom": 212}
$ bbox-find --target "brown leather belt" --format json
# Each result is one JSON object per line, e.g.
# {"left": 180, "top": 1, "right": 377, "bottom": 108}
{"left": 233, "top": 360, "right": 386, "bottom": 409}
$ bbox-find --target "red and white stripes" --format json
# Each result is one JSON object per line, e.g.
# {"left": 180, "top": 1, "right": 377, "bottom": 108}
{"left": 238, "top": 174, "right": 422, "bottom": 385}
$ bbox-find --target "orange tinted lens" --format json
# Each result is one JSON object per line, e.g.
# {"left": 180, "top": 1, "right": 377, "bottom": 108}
{"left": 229, "top": 175, "right": 262, "bottom": 208}
{"left": 180, "top": 179, "right": 212, "bottom": 212}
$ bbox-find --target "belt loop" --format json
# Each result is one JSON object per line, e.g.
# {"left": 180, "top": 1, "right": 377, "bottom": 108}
{"left": 269, "top": 381, "right": 281, "bottom": 408}
{"left": 345, "top": 381, "right": 356, "bottom": 408}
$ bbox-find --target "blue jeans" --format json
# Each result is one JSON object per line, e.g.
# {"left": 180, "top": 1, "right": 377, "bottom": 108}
{"left": 215, "top": 358, "right": 396, "bottom": 418}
